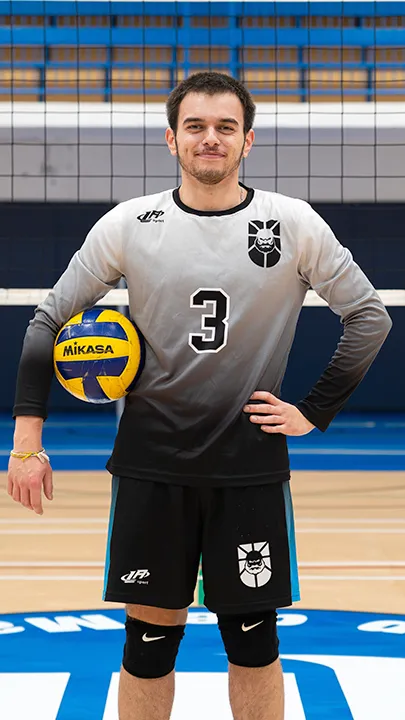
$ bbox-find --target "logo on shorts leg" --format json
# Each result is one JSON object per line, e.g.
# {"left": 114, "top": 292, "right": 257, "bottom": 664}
{"left": 238, "top": 542, "right": 272, "bottom": 588}
{"left": 121, "top": 569, "right": 150, "bottom": 585}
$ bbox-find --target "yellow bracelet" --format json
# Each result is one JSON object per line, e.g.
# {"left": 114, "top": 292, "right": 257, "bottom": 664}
{"left": 10, "top": 449, "right": 50, "bottom": 463}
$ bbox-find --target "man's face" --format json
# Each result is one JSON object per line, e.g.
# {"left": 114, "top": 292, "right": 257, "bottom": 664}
{"left": 166, "top": 92, "right": 254, "bottom": 185}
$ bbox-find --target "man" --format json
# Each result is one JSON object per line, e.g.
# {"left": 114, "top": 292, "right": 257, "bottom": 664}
{"left": 8, "top": 72, "right": 391, "bottom": 720}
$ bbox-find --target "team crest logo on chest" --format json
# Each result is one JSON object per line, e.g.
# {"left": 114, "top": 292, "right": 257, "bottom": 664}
{"left": 248, "top": 220, "right": 281, "bottom": 268}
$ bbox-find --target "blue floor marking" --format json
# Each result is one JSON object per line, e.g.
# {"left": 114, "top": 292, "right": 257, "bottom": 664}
{"left": 1, "top": 412, "right": 404, "bottom": 471}
{"left": 0, "top": 608, "right": 404, "bottom": 719}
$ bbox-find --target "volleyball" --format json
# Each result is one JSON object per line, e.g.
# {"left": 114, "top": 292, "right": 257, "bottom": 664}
{"left": 53, "top": 308, "right": 144, "bottom": 403}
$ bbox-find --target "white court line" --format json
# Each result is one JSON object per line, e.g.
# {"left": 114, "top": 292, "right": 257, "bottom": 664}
{"left": 299, "top": 561, "right": 405, "bottom": 568}
{"left": 0, "top": 561, "right": 104, "bottom": 567}
{"left": 2, "top": 524, "right": 405, "bottom": 535}
{"left": 1, "top": 574, "right": 405, "bottom": 582}
{"left": 3, "top": 287, "right": 404, "bottom": 306}
{"left": 296, "top": 528, "right": 405, "bottom": 534}
{"left": 0, "top": 575, "right": 104, "bottom": 580}
{"left": 0, "top": 529, "right": 106, "bottom": 535}
{"left": 0, "top": 518, "right": 106, "bottom": 524}
{"left": 1, "top": 517, "right": 405, "bottom": 526}
{"left": 21, "top": 562, "right": 405, "bottom": 568}
{"left": 0, "top": 673, "right": 70, "bottom": 720}
{"left": 300, "top": 575, "right": 405, "bottom": 581}
{"left": 297, "top": 518, "right": 405, "bottom": 524}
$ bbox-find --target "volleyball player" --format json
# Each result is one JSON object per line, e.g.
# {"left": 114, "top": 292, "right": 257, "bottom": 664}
{"left": 8, "top": 73, "right": 391, "bottom": 720}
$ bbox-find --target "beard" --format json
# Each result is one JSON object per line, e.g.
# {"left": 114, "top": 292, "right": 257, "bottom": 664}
{"left": 175, "top": 139, "right": 245, "bottom": 185}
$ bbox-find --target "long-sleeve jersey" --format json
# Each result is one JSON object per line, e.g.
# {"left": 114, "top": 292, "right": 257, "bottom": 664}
{"left": 13, "top": 186, "right": 392, "bottom": 486}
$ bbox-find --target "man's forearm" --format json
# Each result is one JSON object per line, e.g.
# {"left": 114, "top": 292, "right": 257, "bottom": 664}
{"left": 13, "top": 416, "right": 44, "bottom": 451}
{"left": 13, "top": 312, "right": 58, "bottom": 419}
{"left": 297, "top": 302, "right": 392, "bottom": 431}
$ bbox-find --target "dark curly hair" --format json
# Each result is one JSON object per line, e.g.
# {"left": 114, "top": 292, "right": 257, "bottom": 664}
{"left": 166, "top": 71, "right": 256, "bottom": 135}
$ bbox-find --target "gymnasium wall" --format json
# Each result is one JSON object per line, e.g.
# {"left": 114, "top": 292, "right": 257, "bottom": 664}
{"left": 2, "top": 200, "right": 402, "bottom": 415}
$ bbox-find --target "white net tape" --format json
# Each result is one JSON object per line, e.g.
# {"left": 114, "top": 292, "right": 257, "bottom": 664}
{"left": 0, "top": 288, "right": 404, "bottom": 307}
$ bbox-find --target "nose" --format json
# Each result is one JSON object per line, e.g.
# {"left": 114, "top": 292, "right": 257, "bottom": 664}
{"left": 202, "top": 127, "right": 220, "bottom": 147}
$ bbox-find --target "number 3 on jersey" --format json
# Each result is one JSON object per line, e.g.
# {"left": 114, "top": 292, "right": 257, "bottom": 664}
{"left": 189, "top": 288, "right": 230, "bottom": 354}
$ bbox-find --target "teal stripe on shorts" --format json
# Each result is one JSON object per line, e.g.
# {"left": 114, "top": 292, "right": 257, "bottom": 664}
{"left": 103, "top": 475, "right": 119, "bottom": 599}
{"left": 283, "top": 481, "right": 300, "bottom": 602}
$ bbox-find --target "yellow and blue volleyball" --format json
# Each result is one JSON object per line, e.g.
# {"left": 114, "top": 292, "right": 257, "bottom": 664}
{"left": 53, "top": 308, "right": 144, "bottom": 403}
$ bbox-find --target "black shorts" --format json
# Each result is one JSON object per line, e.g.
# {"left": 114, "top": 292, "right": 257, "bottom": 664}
{"left": 103, "top": 477, "right": 300, "bottom": 614}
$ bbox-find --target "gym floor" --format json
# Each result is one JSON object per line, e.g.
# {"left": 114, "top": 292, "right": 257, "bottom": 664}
{"left": 0, "top": 413, "right": 404, "bottom": 718}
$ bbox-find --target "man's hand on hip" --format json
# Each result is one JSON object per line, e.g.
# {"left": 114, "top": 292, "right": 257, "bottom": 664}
{"left": 243, "top": 391, "right": 315, "bottom": 437}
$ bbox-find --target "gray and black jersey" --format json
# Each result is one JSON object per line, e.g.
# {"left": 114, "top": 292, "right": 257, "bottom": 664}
{"left": 14, "top": 186, "right": 392, "bottom": 486}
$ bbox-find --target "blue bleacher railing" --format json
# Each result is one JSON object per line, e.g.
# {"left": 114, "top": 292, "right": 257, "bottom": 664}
{"left": 1, "top": 1, "right": 405, "bottom": 101}
{"left": 1, "top": 2, "right": 404, "bottom": 17}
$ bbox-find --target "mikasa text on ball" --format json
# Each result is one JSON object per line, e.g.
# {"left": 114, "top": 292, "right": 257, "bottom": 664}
{"left": 53, "top": 307, "right": 144, "bottom": 403}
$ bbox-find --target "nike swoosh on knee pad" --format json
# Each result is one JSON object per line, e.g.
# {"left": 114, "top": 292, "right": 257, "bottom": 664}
{"left": 142, "top": 633, "right": 166, "bottom": 642}
{"left": 241, "top": 621, "right": 264, "bottom": 632}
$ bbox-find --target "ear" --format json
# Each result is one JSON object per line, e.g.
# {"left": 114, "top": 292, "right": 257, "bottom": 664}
{"left": 243, "top": 129, "right": 255, "bottom": 158}
{"left": 166, "top": 127, "right": 177, "bottom": 156}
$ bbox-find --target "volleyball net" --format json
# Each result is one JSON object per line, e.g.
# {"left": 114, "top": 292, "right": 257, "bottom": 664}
{"left": 1, "top": 1, "right": 404, "bottom": 416}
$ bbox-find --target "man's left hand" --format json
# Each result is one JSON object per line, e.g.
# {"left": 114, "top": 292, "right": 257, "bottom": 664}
{"left": 243, "top": 391, "right": 315, "bottom": 437}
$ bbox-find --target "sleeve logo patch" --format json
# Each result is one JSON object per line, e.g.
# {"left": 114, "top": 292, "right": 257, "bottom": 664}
{"left": 137, "top": 210, "right": 165, "bottom": 223}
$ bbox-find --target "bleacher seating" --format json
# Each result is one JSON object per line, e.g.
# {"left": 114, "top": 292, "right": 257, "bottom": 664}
{"left": 307, "top": 68, "right": 369, "bottom": 102}
{"left": 45, "top": 68, "right": 106, "bottom": 102}
{"left": 1, "top": 1, "right": 405, "bottom": 102}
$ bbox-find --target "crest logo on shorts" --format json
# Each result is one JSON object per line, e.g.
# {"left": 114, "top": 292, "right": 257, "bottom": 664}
{"left": 248, "top": 220, "right": 281, "bottom": 268}
{"left": 238, "top": 542, "right": 272, "bottom": 588}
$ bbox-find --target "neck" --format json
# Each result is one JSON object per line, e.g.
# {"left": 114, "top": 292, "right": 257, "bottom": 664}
{"left": 178, "top": 175, "right": 246, "bottom": 212}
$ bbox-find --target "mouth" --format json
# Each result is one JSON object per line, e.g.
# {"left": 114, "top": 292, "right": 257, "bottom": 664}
{"left": 196, "top": 153, "right": 226, "bottom": 159}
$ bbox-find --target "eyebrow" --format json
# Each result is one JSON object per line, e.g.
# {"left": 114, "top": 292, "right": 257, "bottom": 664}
{"left": 182, "top": 117, "right": 239, "bottom": 126}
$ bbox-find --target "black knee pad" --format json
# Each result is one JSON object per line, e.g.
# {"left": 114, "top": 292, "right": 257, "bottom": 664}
{"left": 123, "top": 616, "right": 186, "bottom": 679}
{"left": 217, "top": 610, "right": 279, "bottom": 668}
